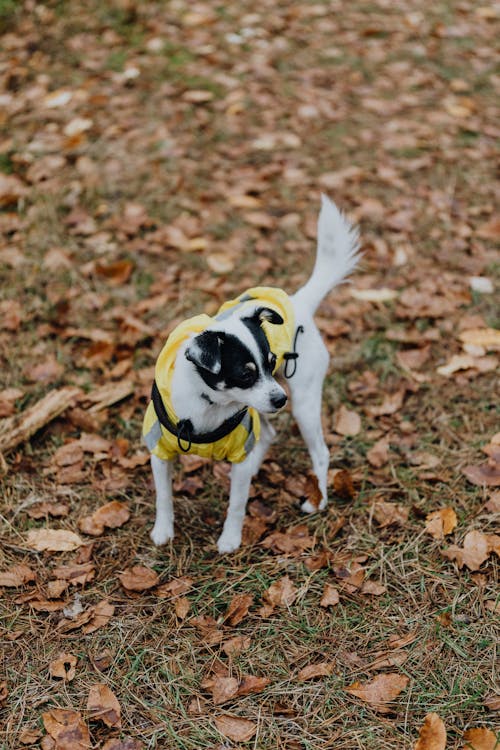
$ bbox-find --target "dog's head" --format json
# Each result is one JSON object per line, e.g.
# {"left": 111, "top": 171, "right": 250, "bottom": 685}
{"left": 185, "top": 306, "right": 288, "bottom": 413}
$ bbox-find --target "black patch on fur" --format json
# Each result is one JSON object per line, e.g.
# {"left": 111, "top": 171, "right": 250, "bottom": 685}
{"left": 189, "top": 333, "right": 259, "bottom": 391}
{"left": 185, "top": 330, "right": 222, "bottom": 375}
{"left": 242, "top": 315, "right": 274, "bottom": 373}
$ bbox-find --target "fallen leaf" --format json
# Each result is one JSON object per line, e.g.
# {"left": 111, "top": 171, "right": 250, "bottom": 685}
{"left": 372, "top": 500, "right": 409, "bottom": 527}
{"left": 51, "top": 562, "right": 95, "bottom": 586}
{"left": 49, "top": 653, "right": 77, "bottom": 681}
{"left": 0, "top": 564, "right": 36, "bottom": 587}
{"left": 459, "top": 328, "right": 500, "bottom": 351}
{"left": 222, "top": 635, "right": 252, "bottom": 657}
{"left": 87, "top": 683, "right": 121, "bottom": 728}
{"left": 367, "top": 436, "right": 390, "bottom": 468}
{"left": 320, "top": 583, "right": 340, "bottom": 608}
{"left": 261, "top": 524, "right": 314, "bottom": 555}
{"left": 214, "top": 715, "right": 257, "bottom": 742}
{"left": 236, "top": 675, "right": 271, "bottom": 697}
{"left": 463, "top": 463, "right": 500, "bottom": 487}
{"left": 95, "top": 260, "right": 133, "bottom": 285}
{"left": 206, "top": 252, "right": 234, "bottom": 274}
{"left": 26, "top": 528, "right": 83, "bottom": 552}
{"left": 82, "top": 600, "right": 115, "bottom": 634}
{"left": 19, "top": 728, "right": 42, "bottom": 745}
{"left": 263, "top": 576, "right": 297, "bottom": 608}
{"left": 442, "top": 530, "right": 492, "bottom": 571}
{"left": 78, "top": 501, "right": 130, "bottom": 536}
{"left": 367, "top": 388, "right": 406, "bottom": 416}
{"left": 0, "top": 173, "right": 27, "bottom": 205}
{"left": 461, "top": 728, "right": 499, "bottom": 750}
{"left": 155, "top": 576, "right": 194, "bottom": 598}
{"left": 345, "top": 673, "right": 409, "bottom": 711}
{"left": 414, "top": 712, "right": 447, "bottom": 750}
{"left": 360, "top": 580, "right": 387, "bottom": 596}
{"left": 483, "top": 694, "right": 500, "bottom": 712}
{"left": 223, "top": 593, "right": 253, "bottom": 626}
{"left": 27, "top": 501, "right": 69, "bottom": 519}
{"left": 42, "top": 709, "right": 90, "bottom": 749}
{"left": 334, "top": 405, "right": 361, "bottom": 436}
{"left": 297, "top": 662, "right": 334, "bottom": 681}
{"left": 118, "top": 565, "right": 159, "bottom": 591}
{"left": 101, "top": 739, "right": 144, "bottom": 750}
{"left": 396, "top": 346, "right": 430, "bottom": 371}
{"left": 174, "top": 596, "right": 190, "bottom": 620}
{"left": 425, "top": 508, "right": 458, "bottom": 540}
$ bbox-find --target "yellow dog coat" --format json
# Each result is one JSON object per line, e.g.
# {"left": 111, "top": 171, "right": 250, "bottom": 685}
{"left": 143, "top": 286, "right": 295, "bottom": 463}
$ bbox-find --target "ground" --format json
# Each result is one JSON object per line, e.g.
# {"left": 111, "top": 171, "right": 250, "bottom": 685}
{"left": 0, "top": 1, "right": 498, "bottom": 749}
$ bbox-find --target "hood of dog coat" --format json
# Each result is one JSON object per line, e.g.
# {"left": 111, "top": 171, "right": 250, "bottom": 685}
{"left": 142, "top": 288, "right": 294, "bottom": 463}
{"left": 215, "top": 286, "right": 295, "bottom": 372}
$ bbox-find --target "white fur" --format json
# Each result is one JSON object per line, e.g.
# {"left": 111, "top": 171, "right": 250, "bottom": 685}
{"left": 149, "top": 195, "right": 360, "bottom": 552}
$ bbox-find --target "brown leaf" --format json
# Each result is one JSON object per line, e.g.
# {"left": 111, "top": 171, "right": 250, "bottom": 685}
{"left": 101, "top": 739, "right": 144, "bottom": 750}
{"left": 42, "top": 709, "right": 90, "bottom": 749}
{"left": 366, "top": 388, "right": 406, "bottom": 417}
{"left": 461, "top": 728, "right": 498, "bottom": 750}
{"left": 0, "top": 564, "right": 36, "bottom": 588}
{"left": 396, "top": 346, "right": 431, "bottom": 371}
{"left": 82, "top": 600, "right": 115, "bottom": 634}
{"left": 345, "top": 673, "right": 409, "bottom": 711}
{"left": 155, "top": 576, "right": 194, "bottom": 598}
{"left": 425, "top": 508, "right": 458, "bottom": 540}
{"left": 213, "top": 715, "right": 257, "bottom": 742}
{"left": 463, "top": 463, "right": 500, "bottom": 487}
{"left": 483, "top": 694, "right": 500, "bottom": 712}
{"left": 367, "top": 436, "right": 391, "bottom": 468}
{"left": 0, "top": 173, "right": 27, "bottom": 205}
{"left": 263, "top": 576, "right": 297, "bottom": 608}
{"left": 360, "top": 580, "right": 387, "bottom": 596}
{"left": 334, "top": 405, "right": 361, "bottom": 436}
{"left": 320, "top": 583, "right": 340, "bottom": 608}
{"left": 19, "top": 728, "right": 42, "bottom": 745}
{"left": 332, "top": 469, "right": 357, "bottom": 500}
{"left": 49, "top": 653, "right": 77, "bottom": 681}
{"left": 372, "top": 500, "right": 409, "bottom": 527}
{"left": 27, "top": 501, "right": 69, "bottom": 519}
{"left": 174, "top": 596, "right": 190, "bottom": 621}
{"left": 261, "top": 524, "right": 314, "bottom": 555}
{"left": 223, "top": 593, "right": 253, "bottom": 626}
{"left": 118, "top": 565, "right": 159, "bottom": 591}
{"left": 414, "top": 712, "right": 447, "bottom": 750}
{"left": 236, "top": 675, "right": 271, "bottom": 697}
{"left": 51, "top": 562, "right": 95, "bottom": 586}
{"left": 27, "top": 356, "right": 65, "bottom": 384}
{"left": 442, "top": 530, "right": 491, "bottom": 571}
{"left": 95, "top": 260, "right": 133, "bottom": 285}
{"left": 79, "top": 501, "right": 130, "bottom": 536}
{"left": 297, "top": 662, "right": 334, "bottom": 681}
{"left": 26, "top": 528, "right": 83, "bottom": 552}
{"left": 222, "top": 635, "right": 252, "bottom": 657}
{"left": 87, "top": 683, "right": 121, "bottom": 728}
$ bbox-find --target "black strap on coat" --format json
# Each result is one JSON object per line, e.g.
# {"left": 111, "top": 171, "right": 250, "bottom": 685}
{"left": 151, "top": 381, "right": 248, "bottom": 452}
{"left": 283, "top": 325, "right": 304, "bottom": 379}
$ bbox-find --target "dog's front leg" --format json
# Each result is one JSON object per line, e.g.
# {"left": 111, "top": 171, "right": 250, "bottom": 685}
{"left": 150, "top": 454, "right": 175, "bottom": 545}
{"left": 217, "top": 458, "right": 254, "bottom": 554}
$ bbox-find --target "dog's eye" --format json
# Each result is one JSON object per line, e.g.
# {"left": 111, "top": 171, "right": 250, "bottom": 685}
{"left": 246, "top": 362, "right": 257, "bottom": 372}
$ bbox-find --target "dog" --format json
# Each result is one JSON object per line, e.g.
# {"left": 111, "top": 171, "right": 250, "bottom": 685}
{"left": 143, "top": 195, "right": 360, "bottom": 553}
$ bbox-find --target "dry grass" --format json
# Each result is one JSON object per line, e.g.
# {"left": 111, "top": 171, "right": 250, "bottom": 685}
{"left": 1, "top": 0, "right": 499, "bottom": 748}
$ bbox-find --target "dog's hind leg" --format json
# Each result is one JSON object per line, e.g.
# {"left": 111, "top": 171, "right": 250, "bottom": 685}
{"left": 287, "top": 326, "right": 330, "bottom": 513}
{"left": 217, "top": 417, "right": 275, "bottom": 554}
{"left": 150, "top": 454, "right": 175, "bottom": 545}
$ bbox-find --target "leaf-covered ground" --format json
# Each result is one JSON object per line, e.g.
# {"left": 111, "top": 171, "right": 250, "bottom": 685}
{"left": 0, "top": 1, "right": 498, "bottom": 748}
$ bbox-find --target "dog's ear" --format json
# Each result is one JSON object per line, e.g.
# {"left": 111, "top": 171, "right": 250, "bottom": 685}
{"left": 249, "top": 307, "right": 284, "bottom": 326}
{"left": 185, "top": 331, "right": 224, "bottom": 375}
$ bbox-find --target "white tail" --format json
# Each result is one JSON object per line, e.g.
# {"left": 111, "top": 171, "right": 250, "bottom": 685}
{"left": 293, "top": 194, "right": 361, "bottom": 315}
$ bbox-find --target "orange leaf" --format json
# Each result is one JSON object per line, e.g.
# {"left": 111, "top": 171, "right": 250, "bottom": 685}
{"left": 49, "top": 653, "right": 78, "bottom": 682}
{"left": 425, "top": 508, "right": 458, "bottom": 540}
{"left": 223, "top": 593, "right": 253, "bottom": 626}
{"left": 414, "top": 712, "right": 447, "bottom": 750}
{"left": 263, "top": 576, "right": 297, "bottom": 608}
{"left": 442, "top": 530, "right": 491, "bottom": 571}
{"left": 461, "top": 728, "right": 499, "bottom": 750}
{"left": 95, "top": 260, "right": 133, "bottom": 285}
{"left": 320, "top": 584, "right": 340, "bottom": 608}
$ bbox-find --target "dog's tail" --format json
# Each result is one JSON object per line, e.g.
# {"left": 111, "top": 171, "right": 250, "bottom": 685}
{"left": 293, "top": 194, "right": 361, "bottom": 316}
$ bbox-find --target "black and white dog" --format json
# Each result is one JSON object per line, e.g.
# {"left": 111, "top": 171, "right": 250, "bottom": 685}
{"left": 143, "top": 195, "right": 360, "bottom": 553}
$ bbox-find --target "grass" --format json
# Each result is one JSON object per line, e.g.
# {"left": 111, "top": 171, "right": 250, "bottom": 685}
{"left": 1, "top": 0, "right": 499, "bottom": 747}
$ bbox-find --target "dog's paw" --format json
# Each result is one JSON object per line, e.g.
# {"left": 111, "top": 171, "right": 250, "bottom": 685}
{"left": 217, "top": 532, "right": 241, "bottom": 554}
{"left": 301, "top": 497, "right": 328, "bottom": 514}
{"left": 150, "top": 523, "right": 174, "bottom": 546}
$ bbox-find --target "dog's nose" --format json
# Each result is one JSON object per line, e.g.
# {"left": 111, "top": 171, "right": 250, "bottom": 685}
{"left": 271, "top": 391, "right": 287, "bottom": 409}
